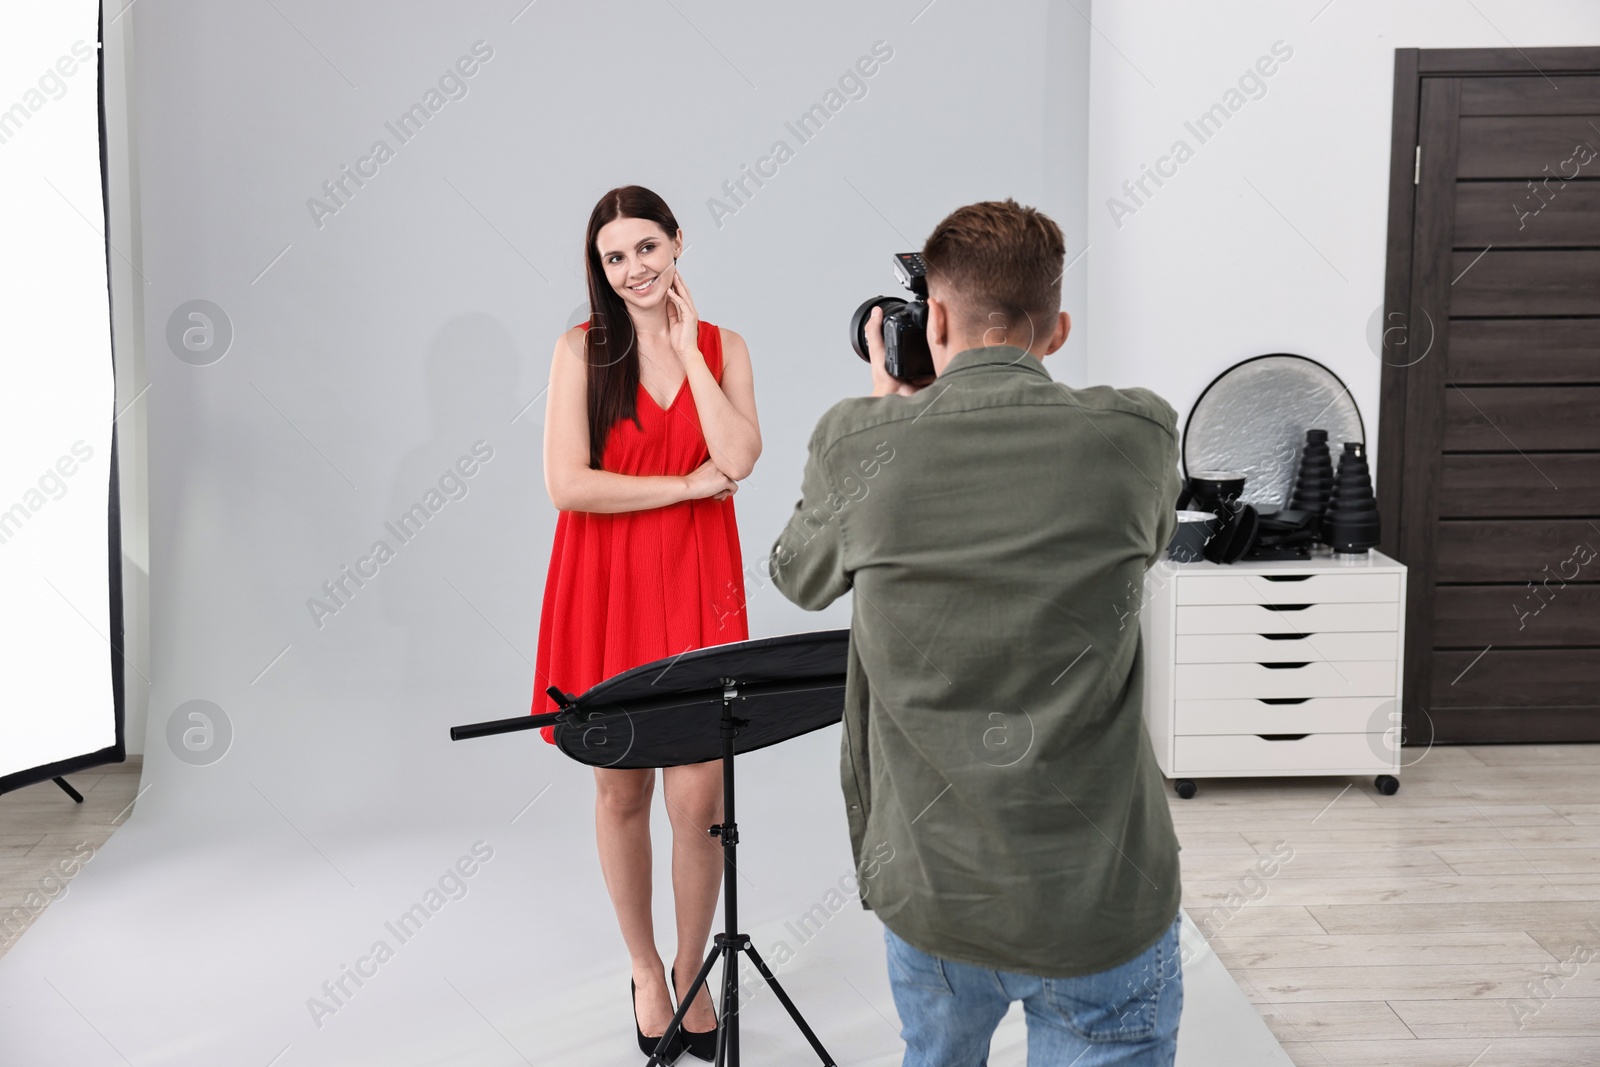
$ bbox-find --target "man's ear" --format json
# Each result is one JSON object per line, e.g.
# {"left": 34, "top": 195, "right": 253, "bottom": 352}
{"left": 1043, "top": 311, "right": 1071, "bottom": 355}
{"left": 926, "top": 296, "right": 948, "bottom": 348}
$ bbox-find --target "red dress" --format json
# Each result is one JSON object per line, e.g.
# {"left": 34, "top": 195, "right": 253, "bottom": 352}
{"left": 533, "top": 319, "right": 749, "bottom": 743}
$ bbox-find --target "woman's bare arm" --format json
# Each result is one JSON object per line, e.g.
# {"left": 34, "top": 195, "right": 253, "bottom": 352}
{"left": 543, "top": 327, "right": 693, "bottom": 513}
{"left": 689, "top": 327, "right": 761, "bottom": 481}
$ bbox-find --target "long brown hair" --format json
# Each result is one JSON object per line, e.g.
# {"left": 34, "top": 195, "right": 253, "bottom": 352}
{"left": 581, "top": 185, "right": 680, "bottom": 469}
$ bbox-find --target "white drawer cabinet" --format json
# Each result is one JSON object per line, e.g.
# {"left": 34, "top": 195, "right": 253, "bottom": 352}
{"left": 1140, "top": 550, "right": 1407, "bottom": 799}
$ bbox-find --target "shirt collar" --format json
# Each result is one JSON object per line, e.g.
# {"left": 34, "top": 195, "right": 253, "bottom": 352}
{"left": 939, "top": 344, "right": 1054, "bottom": 382}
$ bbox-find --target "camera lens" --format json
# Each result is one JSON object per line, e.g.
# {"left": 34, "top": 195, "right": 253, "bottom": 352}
{"left": 851, "top": 296, "right": 906, "bottom": 361}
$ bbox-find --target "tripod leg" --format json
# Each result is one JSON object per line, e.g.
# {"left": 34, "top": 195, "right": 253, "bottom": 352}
{"left": 648, "top": 947, "right": 721, "bottom": 1067}
{"left": 717, "top": 940, "right": 737, "bottom": 1066}
{"left": 741, "top": 942, "right": 837, "bottom": 1066}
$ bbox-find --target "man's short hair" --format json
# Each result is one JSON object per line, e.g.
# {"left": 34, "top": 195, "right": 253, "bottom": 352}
{"left": 922, "top": 198, "right": 1065, "bottom": 345}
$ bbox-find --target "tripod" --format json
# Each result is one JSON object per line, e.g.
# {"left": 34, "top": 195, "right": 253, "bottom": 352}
{"left": 644, "top": 678, "right": 836, "bottom": 1067}
{"left": 450, "top": 629, "right": 850, "bottom": 1066}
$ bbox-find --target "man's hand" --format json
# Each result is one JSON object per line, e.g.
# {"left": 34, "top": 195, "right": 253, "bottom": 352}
{"left": 865, "top": 306, "right": 936, "bottom": 398}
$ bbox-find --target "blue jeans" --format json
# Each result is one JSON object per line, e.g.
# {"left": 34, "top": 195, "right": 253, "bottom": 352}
{"left": 883, "top": 913, "right": 1183, "bottom": 1066}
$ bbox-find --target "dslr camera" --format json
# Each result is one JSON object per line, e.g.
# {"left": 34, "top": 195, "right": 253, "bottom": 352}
{"left": 851, "top": 252, "right": 935, "bottom": 381}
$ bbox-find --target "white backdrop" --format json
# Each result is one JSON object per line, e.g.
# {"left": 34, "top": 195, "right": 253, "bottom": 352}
{"left": 0, "top": 1, "right": 1099, "bottom": 1064}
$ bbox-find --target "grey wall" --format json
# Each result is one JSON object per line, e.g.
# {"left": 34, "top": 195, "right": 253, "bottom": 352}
{"left": 126, "top": 0, "right": 1090, "bottom": 819}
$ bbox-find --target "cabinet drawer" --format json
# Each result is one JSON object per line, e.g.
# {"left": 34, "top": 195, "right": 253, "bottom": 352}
{"left": 1175, "top": 696, "right": 1396, "bottom": 735}
{"left": 1176, "top": 631, "right": 1399, "bottom": 663}
{"left": 1175, "top": 732, "right": 1397, "bottom": 774}
{"left": 1176, "top": 572, "right": 1400, "bottom": 605}
{"left": 1175, "top": 660, "right": 1397, "bottom": 699}
{"left": 1177, "top": 602, "right": 1399, "bottom": 634}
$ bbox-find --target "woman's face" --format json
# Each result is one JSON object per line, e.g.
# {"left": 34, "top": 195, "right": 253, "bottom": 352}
{"left": 595, "top": 216, "right": 681, "bottom": 313}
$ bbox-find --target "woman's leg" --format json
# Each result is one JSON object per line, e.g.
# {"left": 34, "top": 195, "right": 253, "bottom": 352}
{"left": 662, "top": 758, "right": 725, "bottom": 1031}
{"left": 593, "top": 766, "right": 672, "bottom": 1036}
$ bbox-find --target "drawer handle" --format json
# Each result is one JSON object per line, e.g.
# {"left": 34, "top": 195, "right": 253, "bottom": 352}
{"left": 1261, "top": 604, "right": 1311, "bottom": 612}
{"left": 1259, "top": 698, "right": 1309, "bottom": 704}
{"left": 1260, "top": 662, "right": 1310, "bottom": 669}
{"left": 1257, "top": 733, "right": 1309, "bottom": 741}
{"left": 1260, "top": 575, "right": 1313, "bottom": 582}
{"left": 1260, "top": 632, "right": 1310, "bottom": 640}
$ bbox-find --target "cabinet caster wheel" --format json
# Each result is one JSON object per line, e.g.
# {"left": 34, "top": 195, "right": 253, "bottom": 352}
{"left": 1175, "top": 779, "right": 1197, "bottom": 799}
{"left": 1375, "top": 775, "right": 1399, "bottom": 796}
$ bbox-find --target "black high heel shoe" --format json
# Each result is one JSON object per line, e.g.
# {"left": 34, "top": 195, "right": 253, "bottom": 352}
{"left": 632, "top": 977, "right": 683, "bottom": 1063}
{"left": 672, "top": 965, "right": 719, "bottom": 1061}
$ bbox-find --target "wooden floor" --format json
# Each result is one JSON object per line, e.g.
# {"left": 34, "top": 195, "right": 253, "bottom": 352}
{"left": 1172, "top": 743, "right": 1600, "bottom": 1067}
{"left": 0, "top": 759, "right": 145, "bottom": 959}
{"left": 3, "top": 747, "right": 1599, "bottom": 1065}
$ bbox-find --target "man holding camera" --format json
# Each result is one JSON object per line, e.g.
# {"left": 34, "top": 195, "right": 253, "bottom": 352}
{"left": 768, "top": 199, "right": 1185, "bottom": 1065}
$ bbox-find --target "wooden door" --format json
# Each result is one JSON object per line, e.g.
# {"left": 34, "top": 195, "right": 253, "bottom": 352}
{"left": 1378, "top": 49, "right": 1600, "bottom": 744}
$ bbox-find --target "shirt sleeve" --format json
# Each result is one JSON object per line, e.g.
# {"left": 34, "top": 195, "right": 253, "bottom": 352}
{"left": 768, "top": 419, "right": 852, "bottom": 611}
{"left": 1146, "top": 399, "right": 1182, "bottom": 569}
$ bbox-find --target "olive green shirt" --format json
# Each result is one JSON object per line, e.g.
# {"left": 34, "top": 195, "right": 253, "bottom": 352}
{"left": 767, "top": 344, "right": 1184, "bottom": 978}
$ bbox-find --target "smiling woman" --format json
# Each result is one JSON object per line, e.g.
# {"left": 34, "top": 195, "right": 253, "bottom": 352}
{"left": 530, "top": 184, "right": 762, "bottom": 1060}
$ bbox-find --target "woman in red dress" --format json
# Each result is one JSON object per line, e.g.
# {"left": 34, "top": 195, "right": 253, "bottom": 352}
{"left": 534, "top": 185, "right": 760, "bottom": 1060}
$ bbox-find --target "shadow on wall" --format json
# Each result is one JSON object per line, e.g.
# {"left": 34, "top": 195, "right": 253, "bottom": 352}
{"left": 362, "top": 313, "right": 541, "bottom": 812}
